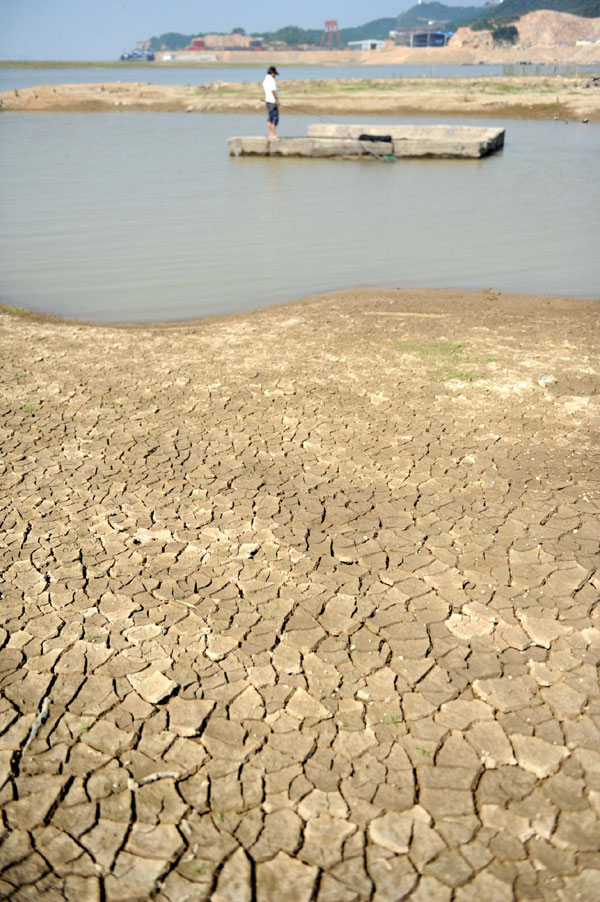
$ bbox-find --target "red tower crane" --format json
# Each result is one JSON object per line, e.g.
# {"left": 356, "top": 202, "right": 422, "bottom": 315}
{"left": 321, "top": 20, "right": 341, "bottom": 49}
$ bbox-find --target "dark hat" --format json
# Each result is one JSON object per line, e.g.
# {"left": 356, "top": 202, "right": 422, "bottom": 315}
{"left": 268, "top": 66, "right": 279, "bottom": 75}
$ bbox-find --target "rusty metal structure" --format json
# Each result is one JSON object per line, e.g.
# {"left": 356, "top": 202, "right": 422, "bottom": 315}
{"left": 321, "top": 19, "right": 341, "bottom": 49}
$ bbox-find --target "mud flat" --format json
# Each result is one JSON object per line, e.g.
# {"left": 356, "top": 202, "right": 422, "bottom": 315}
{"left": 1, "top": 287, "right": 599, "bottom": 901}
{"left": 2, "top": 75, "right": 600, "bottom": 120}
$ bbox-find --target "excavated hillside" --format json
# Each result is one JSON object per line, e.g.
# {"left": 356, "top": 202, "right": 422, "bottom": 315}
{"left": 450, "top": 9, "right": 600, "bottom": 47}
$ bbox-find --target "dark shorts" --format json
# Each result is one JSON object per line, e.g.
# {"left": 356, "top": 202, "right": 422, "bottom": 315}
{"left": 266, "top": 102, "right": 279, "bottom": 125}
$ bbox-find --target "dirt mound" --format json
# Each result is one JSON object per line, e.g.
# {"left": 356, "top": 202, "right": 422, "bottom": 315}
{"left": 518, "top": 10, "right": 600, "bottom": 44}
{"left": 450, "top": 10, "right": 600, "bottom": 48}
{"left": 449, "top": 27, "right": 493, "bottom": 50}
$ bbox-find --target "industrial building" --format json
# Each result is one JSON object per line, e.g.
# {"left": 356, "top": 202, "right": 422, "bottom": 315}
{"left": 185, "top": 34, "right": 264, "bottom": 51}
{"left": 347, "top": 40, "right": 387, "bottom": 51}
{"left": 390, "top": 28, "right": 453, "bottom": 47}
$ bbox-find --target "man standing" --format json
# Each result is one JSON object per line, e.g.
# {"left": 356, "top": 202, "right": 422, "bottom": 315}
{"left": 262, "top": 66, "right": 279, "bottom": 139}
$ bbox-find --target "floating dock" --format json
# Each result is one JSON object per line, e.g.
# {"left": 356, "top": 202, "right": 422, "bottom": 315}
{"left": 228, "top": 124, "right": 505, "bottom": 160}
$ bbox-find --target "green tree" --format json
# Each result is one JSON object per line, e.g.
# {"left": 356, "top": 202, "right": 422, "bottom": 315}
{"left": 148, "top": 32, "right": 193, "bottom": 51}
{"left": 259, "top": 25, "right": 321, "bottom": 46}
{"left": 492, "top": 24, "right": 519, "bottom": 44}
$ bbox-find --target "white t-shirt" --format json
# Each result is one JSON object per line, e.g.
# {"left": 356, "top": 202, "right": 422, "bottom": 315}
{"left": 263, "top": 74, "right": 278, "bottom": 103}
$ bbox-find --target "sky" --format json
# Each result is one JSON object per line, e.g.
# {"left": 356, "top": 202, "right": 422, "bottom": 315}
{"left": 1, "top": 0, "right": 484, "bottom": 61}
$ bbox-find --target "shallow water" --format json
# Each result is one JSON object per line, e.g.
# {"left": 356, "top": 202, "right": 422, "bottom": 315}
{"left": 2, "top": 62, "right": 599, "bottom": 92}
{"left": 0, "top": 111, "right": 598, "bottom": 322}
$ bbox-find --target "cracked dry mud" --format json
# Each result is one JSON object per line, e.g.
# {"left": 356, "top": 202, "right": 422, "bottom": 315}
{"left": 0, "top": 287, "right": 599, "bottom": 902}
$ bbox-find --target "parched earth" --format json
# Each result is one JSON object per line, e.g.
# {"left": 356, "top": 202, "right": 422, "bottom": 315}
{"left": 0, "top": 288, "right": 599, "bottom": 902}
{"left": 2, "top": 76, "right": 600, "bottom": 121}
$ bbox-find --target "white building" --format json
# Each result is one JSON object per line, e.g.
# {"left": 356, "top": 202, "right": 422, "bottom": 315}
{"left": 347, "top": 40, "right": 386, "bottom": 51}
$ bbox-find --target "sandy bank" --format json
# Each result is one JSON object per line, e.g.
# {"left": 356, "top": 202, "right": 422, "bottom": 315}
{"left": 2, "top": 75, "right": 600, "bottom": 120}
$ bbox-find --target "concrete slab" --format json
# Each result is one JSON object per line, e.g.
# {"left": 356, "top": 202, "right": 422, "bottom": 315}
{"left": 228, "top": 124, "right": 505, "bottom": 160}
{"left": 307, "top": 123, "right": 505, "bottom": 158}
{"left": 228, "top": 135, "right": 394, "bottom": 159}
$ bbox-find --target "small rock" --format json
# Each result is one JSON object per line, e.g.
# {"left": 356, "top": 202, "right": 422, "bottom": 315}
{"left": 537, "top": 373, "right": 556, "bottom": 386}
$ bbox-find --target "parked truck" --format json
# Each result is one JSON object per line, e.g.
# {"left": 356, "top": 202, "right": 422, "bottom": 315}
{"left": 120, "top": 49, "right": 155, "bottom": 61}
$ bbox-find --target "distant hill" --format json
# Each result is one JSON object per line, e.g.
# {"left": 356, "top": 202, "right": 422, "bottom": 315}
{"left": 488, "top": 0, "right": 599, "bottom": 17}
{"left": 395, "top": 3, "right": 486, "bottom": 29}
{"left": 146, "top": 3, "right": 600, "bottom": 51}
{"left": 256, "top": 26, "right": 321, "bottom": 46}
{"left": 396, "top": 1, "right": 600, "bottom": 32}
{"left": 259, "top": 19, "right": 402, "bottom": 45}
{"left": 463, "top": 0, "right": 600, "bottom": 32}
{"left": 147, "top": 21, "right": 400, "bottom": 50}
{"left": 451, "top": 8, "right": 600, "bottom": 43}
{"left": 339, "top": 18, "right": 400, "bottom": 42}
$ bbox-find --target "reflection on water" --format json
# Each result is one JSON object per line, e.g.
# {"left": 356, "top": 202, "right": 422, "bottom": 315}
{"left": 1, "top": 62, "right": 599, "bottom": 92}
{"left": 0, "top": 112, "right": 598, "bottom": 322}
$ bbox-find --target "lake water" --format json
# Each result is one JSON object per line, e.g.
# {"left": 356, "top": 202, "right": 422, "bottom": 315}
{"left": 2, "top": 62, "right": 599, "bottom": 92}
{"left": 0, "top": 111, "right": 598, "bottom": 322}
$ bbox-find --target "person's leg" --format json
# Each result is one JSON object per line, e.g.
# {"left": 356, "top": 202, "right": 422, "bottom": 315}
{"left": 270, "top": 105, "right": 279, "bottom": 139}
{"left": 267, "top": 103, "right": 277, "bottom": 139}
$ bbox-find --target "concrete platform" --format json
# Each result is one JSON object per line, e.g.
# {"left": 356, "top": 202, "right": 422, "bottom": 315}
{"left": 308, "top": 124, "right": 505, "bottom": 158}
{"left": 228, "top": 135, "right": 395, "bottom": 159}
{"left": 228, "top": 124, "right": 505, "bottom": 160}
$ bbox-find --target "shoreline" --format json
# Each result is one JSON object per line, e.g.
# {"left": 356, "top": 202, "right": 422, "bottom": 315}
{"left": 2, "top": 75, "right": 600, "bottom": 120}
{"left": 2, "top": 286, "right": 599, "bottom": 331}
{"left": 3, "top": 281, "right": 600, "bottom": 330}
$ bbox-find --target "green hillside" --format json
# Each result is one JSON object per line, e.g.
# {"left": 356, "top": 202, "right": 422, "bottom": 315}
{"left": 260, "top": 19, "right": 401, "bottom": 44}
{"left": 255, "top": 26, "right": 321, "bottom": 46}
{"left": 488, "top": 0, "right": 599, "bottom": 16}
{"left": 395, "top": 3, "right": 485, "bottom": 29}
{"left": 339, "top": 18, "right": 400, "bottom": 42}
{"left": 460, "top": 0, "right": 600, "bottom": 33}
{"left": 397, "top": 1, "right": 599, "bottom": 33}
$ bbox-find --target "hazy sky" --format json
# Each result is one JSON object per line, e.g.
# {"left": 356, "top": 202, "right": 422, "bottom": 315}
{"left": 1, "top": 0, "right": 483, "bottom": 60}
